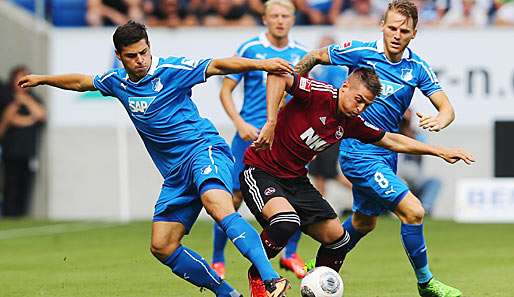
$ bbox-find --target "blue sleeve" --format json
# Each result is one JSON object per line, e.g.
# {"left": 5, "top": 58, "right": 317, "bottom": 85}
{"left": 327, "top": 40, "right": 367, "bottom": 68}
{"left": 415, "top": 58, "right": 442, "bottom": 97}
{"left": 164, "top": 57, "right": 212, "bottom": 89}
{"left": 92, "top": 70, "right": 117, "bottom": 97}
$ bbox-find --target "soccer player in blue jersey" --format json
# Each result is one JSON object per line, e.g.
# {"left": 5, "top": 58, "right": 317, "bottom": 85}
{"left": 216, "top": 0, "right": 308, "bottom": 282}
{"left": 294, "top": 1, "right": 462, "bottom": 296}
{"left": 18, "top": 21, "right": 293, "bottom": 297}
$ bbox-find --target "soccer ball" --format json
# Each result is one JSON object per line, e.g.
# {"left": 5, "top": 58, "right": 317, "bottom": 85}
{"left": 300, "top": 266, "right": 344, "bottom": 297}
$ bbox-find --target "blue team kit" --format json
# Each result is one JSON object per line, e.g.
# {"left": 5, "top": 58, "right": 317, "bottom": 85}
{"left": 93, "top": 56, "right": 233, "bottom": 231}
{"left": 329, "top": 39, "right": 442, "bottom": 215}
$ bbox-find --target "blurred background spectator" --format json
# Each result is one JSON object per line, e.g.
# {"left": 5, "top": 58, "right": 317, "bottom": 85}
{"left": 438, "top": 0, "right": 490, "bottom": 27}
{"left": 397, "top": 108, "right": 442, "bottom": 216}
{"left": 203, "top": 0, "right": 256, "bottom": 26}
{"left": 0, "top": 66, "right": 46, "bottom": 218}
{"left": 494, "top": 0, "right": 514, "bottom": 25}
{"left": 145, "top": 0, "right": 200, "bottom": 27}
{"left": 294, "top": 0, "right": 344, "bottom": 25}
{"left": 412, "top": 0, "right": 440, "bottom": 26}
{"left": 336, "top": 0, "right": 382, "bottom": 27}
{"left": 87, "top": 0, "right": 145, "bottom": 26}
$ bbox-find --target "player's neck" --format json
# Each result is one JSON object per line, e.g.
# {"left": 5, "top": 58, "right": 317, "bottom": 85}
{"left": 265, "top": 32, "right": 289, "bottom": 49}
{"left": 384, "top": 50, "right": 403, "bottom": 63}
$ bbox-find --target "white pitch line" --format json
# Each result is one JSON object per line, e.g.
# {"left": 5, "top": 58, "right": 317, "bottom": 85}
{"left": 0, "top": 222, "right": 122, "bottom": 240}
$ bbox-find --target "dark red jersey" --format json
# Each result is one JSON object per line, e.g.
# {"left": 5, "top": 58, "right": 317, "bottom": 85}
{"left": 244, "top": 75, "right": 385, "bottom": 178}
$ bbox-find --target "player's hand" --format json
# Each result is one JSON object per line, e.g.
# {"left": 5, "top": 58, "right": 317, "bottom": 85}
{"left": 236, "top": 120, "right": 259, "bottom": 141}
{"left": 18, "top": 75, "right": 43, "bottom": 88}
{"left": 251, "top": 121, "right": 276, "bottom": 151}
{"left": 416, "top": 112, "right": 444, "bottom": 132}
{"left": 439, "top": 148, "right": 475, "bottom": 165}
{"left": 261, "top": 58, "right": 293, "bottom": 74}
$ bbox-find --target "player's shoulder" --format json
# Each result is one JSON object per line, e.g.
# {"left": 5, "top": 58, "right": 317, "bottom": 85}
{"left": 235, "top": 36, "right": 263, "bottom": 56}
{"left": 405, "top": 49, "right": 432, "bottom": 67}
{"left": 289, "top": 39, "right": 309, "bottom": 54}
{"left": 96, "top": 68, "right": 124, "bottom": 82}
{"left": 157, "top": 56, "right": 206, "bottom": 72}
{"left": 302, "top": 76, "right": 337, "bottom": 97}
{"left": 331, "top": 39, "right": 377, "bottom": 53}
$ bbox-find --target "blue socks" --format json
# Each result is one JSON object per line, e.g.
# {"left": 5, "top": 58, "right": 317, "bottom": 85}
{"left": 219, "top": 212, "right": 279, "bottom": 281}
{"left": 212, "top": 223, "right": 228, "bottom": 263}
{"left": 283, "top": 229, "right": 302, "bottom": 258}
{"left": 401, "top": 223, "right": 433, "bottom": 284}
{"left": 162, "top": 245, "right": 239, "bottom": 297}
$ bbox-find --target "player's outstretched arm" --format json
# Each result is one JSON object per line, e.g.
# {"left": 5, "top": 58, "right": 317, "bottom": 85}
{"left": 375, "top": 132, "right": 475, "bottom": 165}
{"left": 416, "top": 91, "right": 455, "bottom": 132}
{"left": 206, "top": 57, "right": 293, "bottom": 78}
{"left": 294, "top": 47, "right": 331, "bottom": 76}
{"left": 219, "top": 77, "right": 258, "bottom": 141}
{"left": 252, "top": 73, "right": 294, "bottom": 150}
{"left": 18, "top": 74, "right": 96, "bottom": 92}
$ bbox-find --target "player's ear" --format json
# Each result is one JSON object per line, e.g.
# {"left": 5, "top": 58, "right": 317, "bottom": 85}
{"left": 115, "top": 50, "right": 121, "bottom": 61}
{"left": 412, "top": 28, "right": 417, "bottom": 39}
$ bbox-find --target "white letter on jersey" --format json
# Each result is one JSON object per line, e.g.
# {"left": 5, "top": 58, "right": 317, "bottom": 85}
{"left": 300, "top": 127, "right": 329, "bottom": 152}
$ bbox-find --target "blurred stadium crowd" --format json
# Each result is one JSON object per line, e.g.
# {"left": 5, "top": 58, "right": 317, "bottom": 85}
{"left": 9, "top": 0, "right": 514, "bottom": 27}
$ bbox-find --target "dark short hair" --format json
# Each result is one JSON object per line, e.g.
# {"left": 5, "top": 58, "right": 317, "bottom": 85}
{"left": 113, "top": 21, "right": 149, "bottom": 53}
{"left": 349, "top": 67, "right": 382, "bottom": 99}
{"left": 384, "top": 0, "right": 418, "bottom": 29}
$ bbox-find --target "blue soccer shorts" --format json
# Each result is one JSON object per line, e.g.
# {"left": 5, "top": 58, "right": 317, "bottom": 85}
{"left": 339, "top": 153, "right": 410, "bottom": 216}
{"left": 153, "top": 144, "right": 234, "bottom": 233}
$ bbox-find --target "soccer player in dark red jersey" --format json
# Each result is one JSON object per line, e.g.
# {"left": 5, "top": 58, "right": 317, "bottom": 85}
{"left": 240, "top": 68, "right": 474, "bottom": 295}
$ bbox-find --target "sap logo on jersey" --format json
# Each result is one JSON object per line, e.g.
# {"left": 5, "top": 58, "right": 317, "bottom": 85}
{"left": 300, "top": 127, "right": 330, "bottom": 152}
{"left": 379, "top": 79, "right": 404, "bottom": 98}
{"left": 128, "top": 97, "right": 156, "bottom": 114}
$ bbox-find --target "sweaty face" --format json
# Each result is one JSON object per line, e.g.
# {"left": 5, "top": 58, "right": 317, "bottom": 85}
{"left": 338, "top": 77, "right": 375, "bottom": 117}
{"left": 117, "top": 39, "right": 152, "bottom": 81}
{"left": 380, "top": 10, "right": 417, "bottom": 62}
{"left": 263, "top": 4, "right": 295, "bottom": 39}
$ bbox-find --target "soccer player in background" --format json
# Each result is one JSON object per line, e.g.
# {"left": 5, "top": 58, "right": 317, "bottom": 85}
{"left": 294, "top": 0, "right": 462, "bottom": 296}
{"left": 216, "top": 0, "right": 308, "bottom": 280}
{"left": 18, "top": 21, "right": 293, "bottom": 297}
{"left": 240, "top": 69, "right": 473, "bottom": 296}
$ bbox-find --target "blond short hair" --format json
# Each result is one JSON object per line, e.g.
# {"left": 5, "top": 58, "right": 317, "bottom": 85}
{"left": 264, "top": 0, "right": 296, "bottom": 15}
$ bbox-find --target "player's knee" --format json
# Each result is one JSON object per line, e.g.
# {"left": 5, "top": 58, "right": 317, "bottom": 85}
{"left": 268, "top": 212, "right": 301, "bottom": 243}
{"left": 150, "top": 239, "right": 180, "bottom": 260}
{"left": 402, "top": 205, "right": 425, "bottom": 224}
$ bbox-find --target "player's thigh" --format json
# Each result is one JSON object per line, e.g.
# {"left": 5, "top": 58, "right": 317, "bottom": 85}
{"left": 393, "top": 191, "right": 425, "bottom": 224}
{"left": 289, "top": 178, "right": 338, "bottom": 231}
{"left": 190, "top": 144, "right": 234, "bottom": 197}
{"left": 231, "top": 134, "right": 252, "bottom": 191}
{"left": 303, "top": 218, "right": 344, "bottom": 245}
{"left": 340, "top": 154, "right": 409, "bottom": 216}
{"left": 153, "top": 185, "right": 204, "bottom": 235}
{"left": 201, "top": 188, "right": 236, "bottom": 222}
{"left": 239, "top": 166, "right": 294, "bottom": 228}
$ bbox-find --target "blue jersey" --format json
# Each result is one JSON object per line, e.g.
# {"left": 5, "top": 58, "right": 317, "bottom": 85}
{"left": 93, "top": 56, "right": 228, "bottom": 179}
{"left": 328, "top": 39, "right": 442, "bottom": 156}
{"left": 226, "top": 32, "right": 308, "bottom": 128}
{"left": 310, "top": 65, "right": 348, "bottom": 88}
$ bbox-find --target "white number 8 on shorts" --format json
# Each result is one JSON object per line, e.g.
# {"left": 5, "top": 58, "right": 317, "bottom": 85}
{"left": 374, "top": 171, "right": 389, "bottom": 189}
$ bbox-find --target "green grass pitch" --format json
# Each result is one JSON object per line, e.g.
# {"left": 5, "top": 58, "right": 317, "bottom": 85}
{"left": 1, "top": 218, "right": 513, "bottom": 297}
